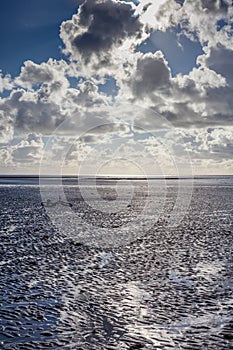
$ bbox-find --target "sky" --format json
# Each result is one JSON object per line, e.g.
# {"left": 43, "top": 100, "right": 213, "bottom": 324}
{"left": 0, "top": 0, "right": 233, "bottom": 176}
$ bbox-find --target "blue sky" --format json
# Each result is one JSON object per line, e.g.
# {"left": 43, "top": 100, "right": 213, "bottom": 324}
{"left": 137, "top": 29, "right": 204, "bottom": 76}
{"left": 0, "top": 0, "right": 78, "bottom": 76}
{"left": 0, "top": 0, "right": 203, "bottom": 78}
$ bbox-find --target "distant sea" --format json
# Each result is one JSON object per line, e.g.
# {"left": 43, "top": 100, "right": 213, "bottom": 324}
{"left": 0, "top": 174, "right": 232, "bottom": 186}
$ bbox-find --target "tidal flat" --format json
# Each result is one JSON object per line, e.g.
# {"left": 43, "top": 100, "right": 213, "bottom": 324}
{"left": 0, "top": 177, "right": 232, "bottom": 349}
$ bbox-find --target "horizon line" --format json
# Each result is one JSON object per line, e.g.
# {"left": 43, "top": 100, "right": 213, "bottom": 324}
{"left": 0, "top": 174, "right": 232, "bottom": 178}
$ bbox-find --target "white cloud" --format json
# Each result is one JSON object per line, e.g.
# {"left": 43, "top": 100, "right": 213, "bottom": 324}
{"left": 142, "top": 126, "right": 233, "bottom": 174}
{"left": 0, "top": 133, "right": 43, "bottom": 169}
{"left": 156, "top": 0, "right": 233, "bottom": 48}
{"left": 136, "top": 0, "right": 168, "bottom": 29}
{"left": 0, "top": 0, "right": 232, "bottom": 174}
{"left": 0, "top": 74, "right": 114, "bottom": 135}
{"left": 0, "top": 112, "right": 14, "bottom": 144}
{"left": 117, "top": 47, "right": 233, "bottom": 129}
{"left": 0, "top": 72, "right": 12, "bottom": 93}
{"left": 60, "top": 0, "right": 145, "bottom": 75}
{"left": 15, "top": 59, "right": 69, "bottom": 91}
{"left": 167, "top": 127, "right": 233, "bottom": 157}
{"left": 197, "top": 44, "right": 233, "bottom": 86}
{"left": 12, "top": 133, "right": 44, "bottom": 163}
{"left": 5, "top": 89, "right": 68, "bottom": 133}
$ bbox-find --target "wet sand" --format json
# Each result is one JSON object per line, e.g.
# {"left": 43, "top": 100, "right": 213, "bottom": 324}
{"left": 0, "top": 179, "right": 232, "bottom": 349}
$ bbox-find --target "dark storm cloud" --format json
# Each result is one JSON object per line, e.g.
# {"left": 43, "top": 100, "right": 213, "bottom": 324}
{"left": 130, "top": 52, "right": 171, "bottom": 98}
{"left": 200, "top": 44, "right": 233, "bottom": 85}
{"left": 61, "top": 0, "right": 143, "bottom": 64}
{"left": 174, "top": 0, "right": 229, "bottom": 12}
{"left": 7, "top": 90, "right": 67, "bottom": 134}
{"left": 200, "top": 0, "right": 229, "bottom": 13}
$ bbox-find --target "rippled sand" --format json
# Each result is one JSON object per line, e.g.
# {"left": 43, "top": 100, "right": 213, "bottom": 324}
{"left": 0, "top": 179, "right": 232, "bottom": 349}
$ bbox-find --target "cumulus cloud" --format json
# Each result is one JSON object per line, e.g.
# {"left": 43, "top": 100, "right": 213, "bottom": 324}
{"left": 15, "top": 59, "right": 69, "bottom": 90}
{"left": 0, "top": 72, "right": 12, "bottom": 93}
{"left": 156, "top": 0, "right": 233, "bottom": 48}
{"left": 142, "top": 126, "right": 233, "bottom": 174}
{"left": 4, "top": 89, "right": 68, "bottom": 133}
{"left": 1, "top": 72, "right": 113, "bottom": 135}
{"left": 0, "top": 133, "right": 43, "bottom": 168}
{"left": 11, "top": 133, "right": 43, "bottom": 163}
{"left": 67, "top": 79, "right": 110, "bottom": 108}
{"left": 164, "top": 127, "right": 233, "bottom": 160}
{"left": 4, "top": 0, "right": 232, "bottom": 135}
{"left": 0, "top": 113, "right": 14, "bottom": 144}
{"left": 129, "top": 51, "right": 171, "bottom": 98}
{"left": 155, "top": 86, "right": 233, "bottom": 128}
{"left": 0, "top": 0, "right": 232, "bottom": 174}
{"left": 135, "top": 0, "right": 168, "bottom": 29}
{"left": 121, "top": 46, "right": 233, "bottom": 129}
{"left": 197, "top": 44, "right": 233, "bottom": 85}
{"left": 60, "top": 0, "right": 145, "bottom": 72}
{"left": 0, "top": 148, "right": 12, "bottom": 166}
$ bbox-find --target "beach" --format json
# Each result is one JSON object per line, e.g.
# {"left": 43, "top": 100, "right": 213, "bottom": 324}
{"left": 0, "top": 177, "right": 232, "bottom": 349}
